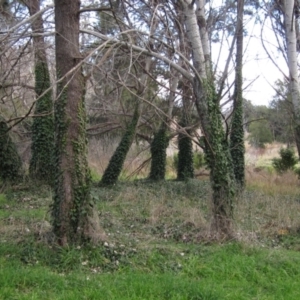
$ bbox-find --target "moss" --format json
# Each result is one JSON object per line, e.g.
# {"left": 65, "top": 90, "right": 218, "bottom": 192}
{"left": 29, "top": 61, "right": 54, "bottom": 184}
{"left": 101, "top": 106, "right": 140, "bottom": 185}
{"left": 149, "top": 122, "right": 169, "bottom": 181}
{"left": 0, "top": 117, "right": 22, "bottom": 181}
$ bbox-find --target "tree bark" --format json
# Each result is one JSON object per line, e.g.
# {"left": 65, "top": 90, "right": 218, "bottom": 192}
{"left": 230, "top": 0, "right": 245, "bottom": 188}
{"left": 284, "top": 0, "right": 300, "bottom": 157}
{"left": 180, "top": 0, "right": 235, "bottom": 238}
{"left": 52, "top": 0, "right": 104, "bottom": 246}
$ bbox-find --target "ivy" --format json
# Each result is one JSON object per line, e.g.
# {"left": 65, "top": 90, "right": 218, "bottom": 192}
{"left": 0, "top": 117, "right": 22, "bottom": 182}
{"left": 29, "top": 61, "right": 54, "bottom": 184}
{"left": 101, "top": 106, "right": 140, "bottom": 185}
{"left": 51, "top": 82, "right": 68, "bottom": 239}
{"left": 177, "top": 117, "right": 194, "bottom": 181}
{"left": 149, "top": 122, "right": 169, "bottom": 181}
{"left": 51, "top": 81, "right": 95, "bottom": 245}
{"left": 195, "top": 78, "right": 235, "bottom": 220}
{"left": 230, "top": 91, "right": 245, "bottom": 188}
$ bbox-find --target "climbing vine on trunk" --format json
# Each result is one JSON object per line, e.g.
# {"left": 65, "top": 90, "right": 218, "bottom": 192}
{"left": 51, "top": 0, "right": 104, "bottom": 246}
{"left": 149, "top": 122, "right": 169, "bottom": 181}
{"left": 177, "top": 117, "right": 194, "bottom": 181}
{"left": 101, "top": 106, "right": 140, "bottom": 185}
{"left": 0, "top": 117, "right": 22, "bottom": 181}
{"left": 29, "top": 61, "right": 54, "bottom": 183}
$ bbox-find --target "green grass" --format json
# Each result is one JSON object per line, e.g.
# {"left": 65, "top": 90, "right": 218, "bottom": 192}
{"left": 1, "top": 179, "right": 300, "bottom": 299}
{"left": 1, "top": 242, "right": 300, "bottom": 299}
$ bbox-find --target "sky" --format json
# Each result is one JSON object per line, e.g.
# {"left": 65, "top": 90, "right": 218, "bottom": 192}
{"left": 36, "top": 0, "right": 292, "bottom": 108}
{"left": 242, "top": 20, "right": 288, "bottom": 107}
{"left": 210, "top": 0, "right": 290, "bottom": 108}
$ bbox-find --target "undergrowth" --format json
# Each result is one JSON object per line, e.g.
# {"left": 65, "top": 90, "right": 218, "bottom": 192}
{"left": 1, "top": 177, "right": 300, "bottom": 299}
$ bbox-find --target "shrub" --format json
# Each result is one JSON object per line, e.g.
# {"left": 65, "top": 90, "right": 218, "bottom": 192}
{"left": 193, "top": 151, "right": 206, "bottom": 169}
{"left": 272, "top": 148, "right": 298, "bottom": 174}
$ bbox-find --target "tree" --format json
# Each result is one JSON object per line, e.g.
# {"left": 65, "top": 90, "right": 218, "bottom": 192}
{"left": 177, "top": 119, "right": 194, "bottom": 181}
{"left": 261, "top": 0, "right": 300, "bottom": 156}
{"left": 101, "top": 103, "right": 139, "bottom": 185}
{"left": 283, "top": 0, "right": 300, "bottom": 157}
{"left": 23, "top": 0, "right": 55, "bottom": 183}
{"left": 230, "top": 0, "right": 245, "bottom": 188}
{"left": 248, "top": 119, "right": 273, "bottom": 148}
{"left": 269, "top": 80, "right": 294, "bottom": 145}
{"left": 175, "top": 9, "right": 195, "bottom": 181}
{"left": 52, "top": 0, "right": 104, "bottom": 246}
{"left": 178, "top": 0, "right": 236, "bottom": 237}
{"left": 0, "top": 117, "right": 22, "bottom": 182}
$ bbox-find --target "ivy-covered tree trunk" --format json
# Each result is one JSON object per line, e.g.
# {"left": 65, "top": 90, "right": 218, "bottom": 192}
{"left": 177, "top": 116, "right": 194, "bottom": 181}
{"left": 194, "top": 79, "right": 234, "bottom": 236}
{"left": 179, "top": 0, "right": 235, "bottom": 237}
{"left": 149, "top": 122, "right": 169, "bottom": 181}
{"left": 101, "top": 106, "right": 139, "bottom": 185}
{"left": 26, "top": 0, "right": 54, "bottom": 183}
{"left": 230, "top": 0, "right": 245, "bottom": 188}
{"left": 0, "top": 117, "right": 22, "bottom": 182}
{"left": 52, "top": 0, "right": 104, "bottom": 246}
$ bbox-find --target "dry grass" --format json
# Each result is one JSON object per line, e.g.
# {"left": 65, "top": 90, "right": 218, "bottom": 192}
{"left": 88, "top": 137, "right": 151, "bottom": 180}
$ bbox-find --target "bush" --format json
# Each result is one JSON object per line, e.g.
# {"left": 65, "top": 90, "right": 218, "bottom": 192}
{"left": 193, "top": 151, "right": 206, "bottom": 169}
{"left": 272, "top": 148, "right": 298, "bottom": 174}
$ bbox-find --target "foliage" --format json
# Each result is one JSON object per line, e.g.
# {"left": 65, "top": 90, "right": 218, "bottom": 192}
{"left": 269, "top": 80, "right": 294, "bottom": 145}
{"left": 101, "top": 106, "right": 139, "bottom": 185}
{"left": 272, "top": 148, "right": 298, "bottom": 174}
{"left": 248, "top": 120, "right": 273, "bottom": 148}
{"left": 193, "top": 151, "right": 206, "bottom": 169}
{"left": 29, "top": 61, "right": 54, "bottom": 184}
{"left": 149, "top": 123, "right": 169, "bottom": 181}
{"left": 244, "top": 86, "right": 294, "bottom": 146}
{"left": 0, "top": 117, "right": 22, "bottom": 182}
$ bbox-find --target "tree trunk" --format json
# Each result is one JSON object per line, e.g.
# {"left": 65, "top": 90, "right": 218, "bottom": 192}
{"left": 149, "top": 122, "right": 169, "bottom": 181}
{"left": 284, "top": 0, "right": 300, "bottom": 157}
{"left": 230, "top": 0, "right": 245, "bottom": 188}
{"left": 177, "top": 116, "right": 194, "bottom": 181}
{"left": 101, "top": 105, "right": 139, "bottom": 185}
{"left": 25, "top": 0, "right": 54, "bottom": 183}
{"left": 177, "top": 84, "right": 194, "bottom": 181}
{"left": 52, "top": 0, "right": 104, "bottom": 246}
{"left": 149, "top": 69, "right": 178, "bottom": 181}
{"left": 0, "top": 117, "right": 22, "bottom": 181}
{"left": 180, "top": 0, "right": 235, "bottom": 238}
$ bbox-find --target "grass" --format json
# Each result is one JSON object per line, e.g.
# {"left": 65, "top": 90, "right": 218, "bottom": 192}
{"left": 1, "top": 154, "right": 300, "bottom": 299}
{"left": 1, "top": 241, "right": 300, "bottom": 299}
